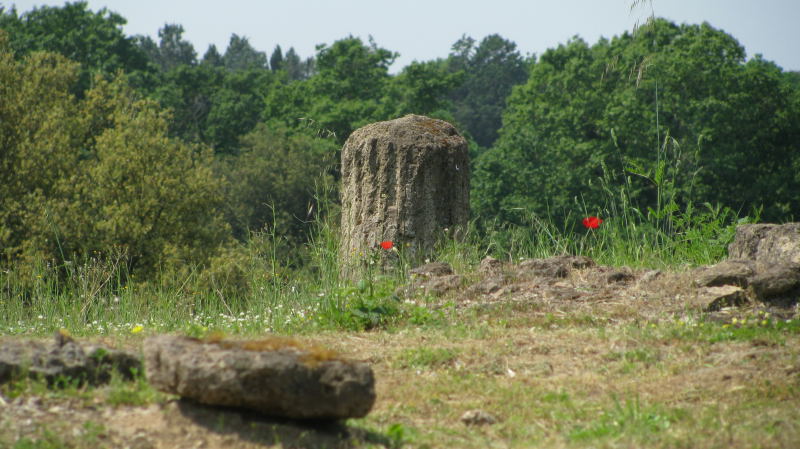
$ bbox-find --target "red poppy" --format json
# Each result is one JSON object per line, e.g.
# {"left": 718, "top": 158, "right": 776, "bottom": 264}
{"left": 582, "top": 216, "right": 603, "bottom": 229}
{"left": 380, "top": 240, "right": 394, "bottom": 250}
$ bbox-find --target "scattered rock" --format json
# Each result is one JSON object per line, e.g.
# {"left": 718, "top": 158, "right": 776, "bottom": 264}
{"left": 748, "top": 263, "right": 800, "bottom": 306}
{"left": 728, "top": 223, "right": 800, "bottom": 270}
{"left": 401, "top": 274, "right": 464, "bottom": 298}
{"left": 518, "top": 258, "right": 569, "bottom": 278}
{"left": 639, "top": 269, "right": 663, "bottom": 284}
{"left": 693, "top": 259, "right": 756, "bottom": 288}
{"left": 410, "top": 262, "right": 454, "bottom": 278}
{"left": 461, "top": 276, "right": 505, "bottom": 298}
{"left": 479, "top": 256, "right": 504, "bottom": 274}
{"left": 460, "top": 409, "right": 497, "bottom": 426}
{"left": 607, "top": 269, "right": 635, "bottom": 284}
{"left": 399, "top": 262, "right": 462, "bottom": 297}
{"left": 399, "top": 223, "right": 800, "bottom": 312}
{"left": 0, "top": 332, "right": 141, "bottom": 386}
{"left": 518, "top": 255, "right": 595, "bottom": 279}
{"left": 691, "top": 286, "right": 750, "bottom": 311}
{"left": 143, "top": 335, "right": 376, "bottom": 420}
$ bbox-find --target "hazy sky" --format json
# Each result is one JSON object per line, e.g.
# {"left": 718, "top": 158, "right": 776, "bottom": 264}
{"left": 8, "top": 0, "right": 800, "bottom": 72}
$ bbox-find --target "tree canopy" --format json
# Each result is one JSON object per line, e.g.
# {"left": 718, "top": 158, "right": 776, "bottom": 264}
{"left": 2, "top": 3, "right": 799, "bottom": 283}
{"left": 472, "top": 19, "right": 800, "bottom": 225}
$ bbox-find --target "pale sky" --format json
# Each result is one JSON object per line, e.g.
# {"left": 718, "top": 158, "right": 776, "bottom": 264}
{"left": 7, "top": 0, "right": 800, "bottom": 72}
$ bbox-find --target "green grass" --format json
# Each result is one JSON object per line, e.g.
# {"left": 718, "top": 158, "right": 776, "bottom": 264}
{"left": 0, "top": 153, "right": 748, "bottom": 337}
{"left": 6, "top": 421, "right": 107, "bottom": 449}
{"left": 567, "top": 396, "right": 686, "bottom": 443}
{"left": 2, "top": 154, "right": 796, "bottom": 448}
{"left": 396, "top": 347, "right": 460, "bottom": 370}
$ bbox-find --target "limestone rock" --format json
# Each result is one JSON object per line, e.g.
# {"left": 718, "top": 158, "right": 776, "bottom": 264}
{"left": 460, "top": 409, "right": 497, "bottom": 426}
{"left": 693, "top": 259, "right": 756, "bottom": 288}
{"left": 339, "top": 114, "right": 469, "bottom": 278}
{"left": 479, "top": 256, "right": 504, "bottom": 275}
{"left": 400, "top": 262, "right": 461, "bottom": 298}
{"left": 143, "top": 335, "right": 375, "bottom": 420}
{"left": 416, "top": 275, "right": 463, "bottom": 297}
{"left": 747, "top": 263, "right": 800, "bottom": 306}
{"left": 690, "top": 285, "right": 750, "bottom": 311}
{"left": 410, "top": 262, "right": 453, "bottom": 278}
{"left": 728, "top": 223, "right": 800, "bottom": 270}
{"left": 518, "top": 255, "right": 595, "bottom": 279}
{"left": 607, "top": 269, "right": 635, "bottom": 284}
{"left": 0, "top": 332, "right": 141, "bottom": 386}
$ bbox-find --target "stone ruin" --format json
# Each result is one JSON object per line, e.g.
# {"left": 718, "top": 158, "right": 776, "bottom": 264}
{"left": 0, "top": 331, "right": 141, "bottom": 386}
{"left": 693, "top": 222, "right": 800, "bottom": 308}
{"left": 339, "top": 114, "right": 470, "bottom": 278}
{"left": 394, "top": 223, "right": 800, "bottom": 317}
{"left": 144, "top": 334, "right": 375, "bottom": 420}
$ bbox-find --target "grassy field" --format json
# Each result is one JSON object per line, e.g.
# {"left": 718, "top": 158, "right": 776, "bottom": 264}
{"left": 1, "top": 202, "right": 798, "bottom": 449}
{"left": 1, "top": 283, "right": 798, "bottom": 448}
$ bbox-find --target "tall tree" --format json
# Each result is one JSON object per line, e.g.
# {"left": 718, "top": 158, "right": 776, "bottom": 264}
{"left": 447, "top": 34, "right": 529, "bottom": 147}
{"left": 305, "top": 36, "right": 396, "bottom": 142}
{"left": 0, "top": 2, "right": 149, "bottom": 90}
{"left": 282, "top": 46, "right": 313, "bottom": 80}
{"left": 473, "top": 19, "right": 800, "bottom": 225}
{"left": 269, "top": 44, "right": 283, "bottom": 71}
{"left": 0, "top": 37, "right": 228, "bottom": 276}
{"left": 137, "top": 23, "right": 196, "bottom": 71}
{"left": 202, "top": 44, "right": 223, "bottom": 67}
{"left": 223, "top": 34, "right": 267, "bottom": 71}
{"left": 383, "top": 59, "right": 462, "bottom": 119}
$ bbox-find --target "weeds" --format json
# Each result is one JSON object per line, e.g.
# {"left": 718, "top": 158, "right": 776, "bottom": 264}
{"left": 568, "top": 395, "right": 684, "bottom": 443}
{"left": 396, "top": 347, "right": 460, "bottom": 370}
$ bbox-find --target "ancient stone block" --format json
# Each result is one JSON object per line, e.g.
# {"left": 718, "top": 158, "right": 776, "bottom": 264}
{"left": 339, "top": 114, "right": 469, "bottom": 278}
{"left": 143, "top": 335, "right": 375, "bottom": 420}
{"left": 0, "top": 332, "right": 141, "bottom": 386}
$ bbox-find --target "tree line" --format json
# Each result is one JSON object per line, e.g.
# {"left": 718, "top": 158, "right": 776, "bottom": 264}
{"left": 1, "top": 2, "right": 798, "bottom": 285}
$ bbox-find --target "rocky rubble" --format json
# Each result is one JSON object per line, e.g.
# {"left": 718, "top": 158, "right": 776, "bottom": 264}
{"left": 694, "top": 223, "right": 800, "bottom": 307}
{"left": 400, "top": 223, "right": 800, "bottom": 315}
{"left": 0, "top": 331, "right": 141, "bottom": 386}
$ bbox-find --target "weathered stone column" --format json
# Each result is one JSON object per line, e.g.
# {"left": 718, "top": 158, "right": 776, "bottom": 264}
{"left": 340, "top": 114, "right": 469, "bottom": 278}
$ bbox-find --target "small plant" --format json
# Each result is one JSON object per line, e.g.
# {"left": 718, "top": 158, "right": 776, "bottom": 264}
{"left": 397, "top": 347, "right": 459, "bottom": 370}
{"left": 385, "top": 422, "right": 411, "bottom": 449}
{"left": 105, "top": 368, "right": 166, "bottom": 407}
{"left": 569, "top": 396, "right": 683, "bottom": 442}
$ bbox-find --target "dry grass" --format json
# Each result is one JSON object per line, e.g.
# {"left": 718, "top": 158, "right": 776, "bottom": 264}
{"left": 315, "top": 299, "right": 799, "bottom": 448}
{"left": 1, "top": 265, "right": 798, "bottom": 448}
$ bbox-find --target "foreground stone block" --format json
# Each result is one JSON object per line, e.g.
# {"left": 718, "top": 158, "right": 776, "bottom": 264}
{"left": 143, "top": 335, "right": 375, "bottom": 420}
{"left": 339, "top": 114, "right": 469, "bottom": 278}
{"left": 0, "top": 332, "right": 141, "bottom": 386}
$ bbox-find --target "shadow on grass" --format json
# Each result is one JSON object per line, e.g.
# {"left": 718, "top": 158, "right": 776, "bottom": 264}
{"left": 173, "top": 399, "right": 392, "bottom": 448}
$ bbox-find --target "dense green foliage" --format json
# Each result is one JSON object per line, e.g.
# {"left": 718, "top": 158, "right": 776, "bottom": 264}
{"left": 474, "top": 19, "right": 800, "bottom": 225}
{"left": 446, "top": 34, "right": 530, "bottom": 148}
{"left": 0, "top": 2, "right": 150, "bottom": 91}
{"left": 2, "top": 3, "right": 800, "bottom": 291}
{"left": 0, "top": 36, "right": 228, "bottom": 279}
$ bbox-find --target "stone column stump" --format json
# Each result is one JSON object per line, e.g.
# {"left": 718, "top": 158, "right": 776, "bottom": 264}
{"left": 340, "top": 114, "right": 469, "bottom": 278}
